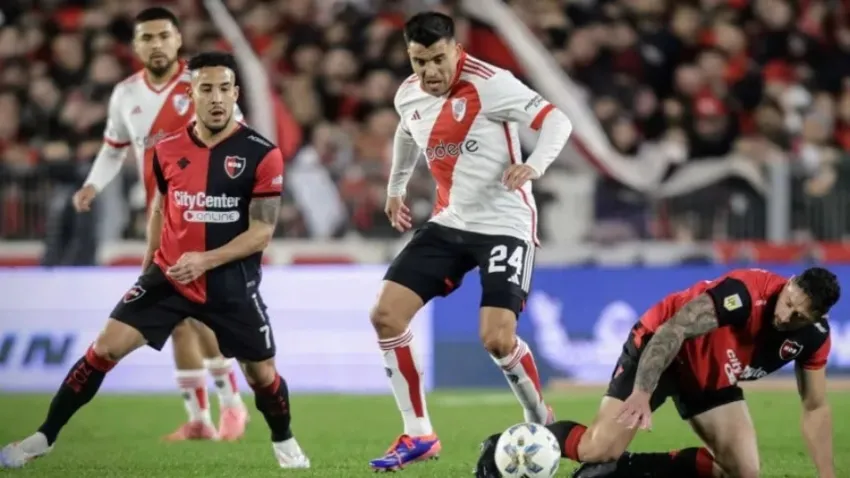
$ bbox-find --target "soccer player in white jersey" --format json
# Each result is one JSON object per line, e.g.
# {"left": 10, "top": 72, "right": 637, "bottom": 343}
{"left": 70, "top": 7, "right": 248, "bottom": 442}
{"left": 369, "top": 12, "right": 573, "bottom": 471}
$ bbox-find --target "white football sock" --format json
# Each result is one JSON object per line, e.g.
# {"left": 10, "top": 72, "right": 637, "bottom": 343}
{"left": 491, "top": 338, "right": 548, "bottom": 423}
{"left": 20, "top": 432, "right": 49, "bottom": 454}
{"left": 379, "top": 329, "right": 434, "bottom": 437}
{"left": 205, "top": 357, "right": 244, "bottom": 408}
{"left": 175, "top": 369, "right": 213, "bottom": 425}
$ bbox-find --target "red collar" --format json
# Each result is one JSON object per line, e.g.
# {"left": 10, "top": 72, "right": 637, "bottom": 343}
{"left": 448, "top": 49, "right": 468, "bottom": 88}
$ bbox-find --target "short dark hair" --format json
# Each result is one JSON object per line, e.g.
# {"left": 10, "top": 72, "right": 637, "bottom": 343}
{"left": 403, "top": 12, "right": 454, "bottom": 47}
{"left": 135, "top": 7, "right": 180, "bottom": 28}
{"left": 796, "top": 267, "right": 841, "bottom": 317}
{"left": 187, "top": 51, "right": 238, "bottom": 76}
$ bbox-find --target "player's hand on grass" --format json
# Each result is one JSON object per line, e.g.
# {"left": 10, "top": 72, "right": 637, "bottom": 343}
{"left": 385, "top": 195, "right": 412, "bottom": 232}
{"left": 616, "top": 391, "right": 653, "bottom": 430}
{"left": 167, "top": 252, "right": 212, "bottom": 284}
{"left": 72, "top": 184, "right": 97, "bottom": 212}
{"left": 502, "top": 164, "right": 540, "bottom": 191}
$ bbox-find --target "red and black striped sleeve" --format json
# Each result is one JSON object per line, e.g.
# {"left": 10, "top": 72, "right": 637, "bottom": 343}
{"left": 253, "top": 147, "right": 284, "bottom": 198}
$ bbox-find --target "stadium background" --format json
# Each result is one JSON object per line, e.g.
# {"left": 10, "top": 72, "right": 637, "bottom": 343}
{"left": 2, "top": 0, "right": 850, "bottom": 394}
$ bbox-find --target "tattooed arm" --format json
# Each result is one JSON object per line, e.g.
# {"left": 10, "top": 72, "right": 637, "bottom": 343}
{"left": 202, "top": 196, "right": 281, "bottom": 269}
{"left": 633, "top": 293, "right": 720, "bottom": 394}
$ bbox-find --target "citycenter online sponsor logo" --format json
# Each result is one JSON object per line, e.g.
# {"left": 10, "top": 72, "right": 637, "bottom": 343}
{"left": 173, "top": 191, "right": 241, "bottom": 223}
{"left": 424, "top": 139, "right": 479, "bottom": 161}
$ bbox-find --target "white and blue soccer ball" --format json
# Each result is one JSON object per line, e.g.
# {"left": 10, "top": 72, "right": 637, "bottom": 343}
{"left": 494, "top": 423, "right": 561, "bottom": 478}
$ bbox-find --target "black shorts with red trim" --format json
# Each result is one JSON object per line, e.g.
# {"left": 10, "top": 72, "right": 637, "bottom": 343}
{"left": 605, "top": 325, "right": 744, "bottom": 420}
{"left": 110, "top": 265, "right": 276, "bottom": 362}
{"left": 383, "top": 222, "right": 534, "bottom": 315}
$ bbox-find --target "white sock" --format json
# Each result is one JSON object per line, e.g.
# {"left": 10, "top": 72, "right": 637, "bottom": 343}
{"left": 20, "top": 432, "right": 49, "bottom": 453}
{"left": 205, "top": 357, "right": 243, "bottom": 408}
{"left": 379, "top": 329, "right": 434, "bottom": 437}
{"left": 491, "top": 338, "right": 548, "bottom": 423}
{"left": 175, "top": 369, "right": 213, "bottom": 425}
{"left": 273, "top": 437, "right": 303, "bottom": 454}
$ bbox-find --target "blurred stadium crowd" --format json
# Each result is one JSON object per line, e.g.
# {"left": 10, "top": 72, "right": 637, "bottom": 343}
{"left": 1, "top": 0, "right": 849, "bottom": 251}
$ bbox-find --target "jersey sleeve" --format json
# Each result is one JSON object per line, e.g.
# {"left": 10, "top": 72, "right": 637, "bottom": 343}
{"left": 253, "top": 147, "right": 284, "bottom": 197}
{"left": 151, "top": 150, "right": 167, "bottom": 194}
{"left": 103, "top": 85, "right": 132, "bottom": 147}
{"left": 481, "top": 71, "right": 556, "bottom": 130}
{"left": 703, "top": 277, "right": 754, "bottom": 327}
{"left": 800, "top": 335, "right": 831, "bottom": 370}
{"left": 393, "top": 84, "right": 412, "bottom": 135}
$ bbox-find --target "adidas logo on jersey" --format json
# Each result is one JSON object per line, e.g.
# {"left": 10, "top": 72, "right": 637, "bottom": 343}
{"left": 411, "top": 110, "right": 421, "bottom": 121}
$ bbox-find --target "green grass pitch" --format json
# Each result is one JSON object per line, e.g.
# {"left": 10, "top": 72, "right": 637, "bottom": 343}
{"left": 0, "top": 389, "right": 847, "bottom": 477}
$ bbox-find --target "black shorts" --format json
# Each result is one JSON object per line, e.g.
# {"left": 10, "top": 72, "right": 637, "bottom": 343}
{"left": 384, "top": 222, "right": 535, "bottom": 315}
{"left": 110, "top": 265, "right": 276, "bottom": 362}
{"left": 605, "top": 326, "right": 744, "bottom": 420}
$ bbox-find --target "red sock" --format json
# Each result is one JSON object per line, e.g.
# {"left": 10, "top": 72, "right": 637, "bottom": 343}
{"left": 618, "top": 447, "right": 715, "bottom": 477}
{"left": 546, "top": 421, "right": 587, "bottom": 461}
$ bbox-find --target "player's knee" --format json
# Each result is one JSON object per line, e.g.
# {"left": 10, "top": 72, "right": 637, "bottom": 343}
{"left": 241, "top": 358, "right": 276, "bottom": 387}
{"left": 171, "top": 320, "right": 196, "bottom": 343}
{"left": 714, "top": 453, "right": 761, "bottom": 478}
{"left": 369, "top": 303, "right": 406, "bottom": 337}
{"left": 576, "top": 438, "right": 625, "bottom": 463}
{"left": 730, "top": 464, "right": 760, "bottom": 478}
{"left": 479, "top": 307, "right": 518, "bottom": 358}
{"left": 479, "top": 327, "right": 515, "bottom": 357}
{"left": 574, "top": 424, "right": 628, "bottom": 463}
{"left": 369, "top": 281, "right": 423, "bottom": 338}
{"left": 94, "top": 319, "right": 145, "bottom": 362}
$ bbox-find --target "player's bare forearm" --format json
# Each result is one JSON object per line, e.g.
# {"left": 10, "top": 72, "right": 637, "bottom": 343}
{"left": 142, "top": 191, "right": 164, "bottom": 270}
{"left": 203, "top": 196, "right": 280, "bottom": 269}
{"left": 634, "top": 294, "right": 719, "bottom": 393}
{"left": 796, "top": 364, "right": 835, "bottom": 477}
{"left": 802, "top": 404, "right": 835, "bottom": 477}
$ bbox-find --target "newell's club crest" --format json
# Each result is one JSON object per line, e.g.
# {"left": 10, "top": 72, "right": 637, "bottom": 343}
{"left": 451, "top": 98, "right": 466, "bottom": 122}
{"left": 172, "top": 94, "right": 191, "bottom": 116}
{"left": 779, "top": 339, "right": 804, "bottom": 360}
{"left": 123, "top": 285, "right": 146, "bottom": 303}
{"left": 224, "top": 155, "right": 246, "bottom": 179}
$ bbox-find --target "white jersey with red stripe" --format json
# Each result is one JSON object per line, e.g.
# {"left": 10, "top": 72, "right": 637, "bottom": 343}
{"left": 103, "top": 61, "right": 196, "bottom": 206}
{"left": 393, "top": 53, "right": 554, "bottom": 244}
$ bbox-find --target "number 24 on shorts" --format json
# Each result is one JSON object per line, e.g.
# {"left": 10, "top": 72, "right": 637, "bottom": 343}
{"left": 487, "top": 244, "right": 532, "bottom": 290}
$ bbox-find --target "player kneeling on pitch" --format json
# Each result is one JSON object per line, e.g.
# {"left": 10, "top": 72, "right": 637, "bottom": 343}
{"left": 476, "top": 268, "right": 839, "bottom": 478}
{"left": 0, "top": 52, "right": 310, "bottom": 470}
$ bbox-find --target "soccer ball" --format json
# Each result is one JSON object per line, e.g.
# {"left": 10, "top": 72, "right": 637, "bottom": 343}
{"left": 494, "top": 423, "right": 561, "bottom": 477}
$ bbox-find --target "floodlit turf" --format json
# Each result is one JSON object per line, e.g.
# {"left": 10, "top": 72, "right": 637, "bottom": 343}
{"left": 0, "top": 389, "right": 847, "bottom": 477}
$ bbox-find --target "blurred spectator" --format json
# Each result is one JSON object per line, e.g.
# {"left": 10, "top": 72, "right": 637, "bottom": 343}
{"left": 4, "top": 0, "right": 850, "bottom": 248}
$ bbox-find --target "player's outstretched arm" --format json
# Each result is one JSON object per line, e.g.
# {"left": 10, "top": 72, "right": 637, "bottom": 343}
{"left": 795, "top": 364, "right": 836, "bottom": 478}
{"left": 141, "top": 189, "right": 164, "bottom": 271}
{"left": 202, "top": 196, "right": 280, "bottom": 270}
{"left": 633, "top": 293, "right": 719, "bottom": 394}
